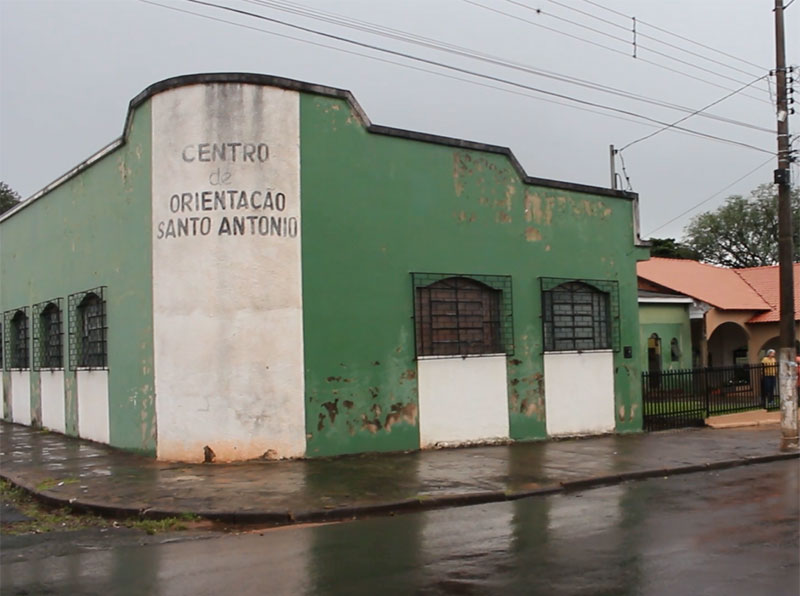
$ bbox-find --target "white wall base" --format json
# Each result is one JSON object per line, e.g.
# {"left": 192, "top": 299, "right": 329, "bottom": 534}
{"left": 418, "top": 355, "right": 510, "bottom": 447}
{"left": 10, "top": 371, "right": 31, "bottom": 425}
{"left": 40, "top": 370, "right": 66, "bottom": 433}
{"left": 77, "top": 370, "right": 109, "bottom": 444}
{"left": 544, "top": 351, "right": 615, "bottom": 436}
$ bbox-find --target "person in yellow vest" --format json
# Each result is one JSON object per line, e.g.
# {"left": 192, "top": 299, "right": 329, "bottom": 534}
{"left": 761, "top": 349, "right": 777, "bottom": 407}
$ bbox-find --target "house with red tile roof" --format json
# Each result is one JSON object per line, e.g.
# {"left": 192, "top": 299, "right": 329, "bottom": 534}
{"left": 637, "top": 258, "right": 800, "bottom": 371}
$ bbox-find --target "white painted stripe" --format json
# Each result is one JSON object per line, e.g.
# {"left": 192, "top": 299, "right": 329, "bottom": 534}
{"left": 544, "top": 351, "right": 615, "bottom": 436}
{"left": 418, "top": 355, "right": 510, "bottom": 447}
{"left": 10, "top": 371, "right": 31, "bottom": 426}
{"left": 151, "top": 84, "right": 305, "bottom": 462}
{"left": 77, "top": 370, "right": 110, "bottom": 444}
{"left": 40, "top": 370, "right": 66, "bottom": 433}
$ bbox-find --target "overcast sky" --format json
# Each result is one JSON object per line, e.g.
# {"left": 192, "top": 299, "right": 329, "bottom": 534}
{"left": 1, "top": 0, "right": 797, "bottom": 240}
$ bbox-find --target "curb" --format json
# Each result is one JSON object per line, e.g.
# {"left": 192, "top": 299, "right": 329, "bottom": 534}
{"left": 3, "top": 451, "right": 797, "bottom": 526}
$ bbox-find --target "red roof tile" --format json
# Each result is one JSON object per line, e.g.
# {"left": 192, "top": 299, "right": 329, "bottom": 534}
{"left": 736, "top": 263, "right": 800, "bottom": 323}
{"left": 636, "top": 258, "right": 770, "bottom": 310}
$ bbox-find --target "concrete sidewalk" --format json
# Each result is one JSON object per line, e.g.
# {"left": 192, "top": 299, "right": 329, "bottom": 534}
{"left": 1, "top": 420, "right": 797, "bottom": 525}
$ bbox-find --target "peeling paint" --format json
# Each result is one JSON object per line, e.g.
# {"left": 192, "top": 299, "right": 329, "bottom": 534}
{"left": 384, "top": 402, "right": 418, "bottom": 432}
{"left": 496, "top": 211, "right": 512, "bottom": 223}
{"left": 525, "top": 227, "right": 542, "bottom": 242}
{"left": 322, "top": 399, "right": 339, "bottom": 423}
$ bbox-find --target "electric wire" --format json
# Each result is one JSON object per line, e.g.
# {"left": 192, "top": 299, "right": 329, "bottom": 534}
{"left": 244, "top": 0, "right": 773, "bottom": 134}
{"left": 645, "top": 155, "right": 776, "bottom": 236}
{"left": 462, "top": 0, "right": 772, "bottom": 105}
{"left": 177, "top": 0, "right": 775, "bottom": 155}
{"left": 579, "top": 0, "right": 769, "bottom": 72}
{"left": 541, "top": 0, "right": 763, "bottom": 79}
{"left": 619, "top": 75, "right": 768, "bottom": 151}
{"left": 137, "top": 0, "right": 704, "bottom": 133}
{"left": 497, "top": 0, "right": 769, "bottom": 93}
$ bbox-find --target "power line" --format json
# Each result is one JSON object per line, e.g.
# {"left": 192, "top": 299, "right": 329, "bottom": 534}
{"left": 619, "top": 75, "right": 768, "bottom": 152}
{"left": 498, "top": 0, "right": 770, "bottom": 94}
{"left": 245, "top": 0, "right": 773, "bottom": 134}
{"left": 579, "top": 0, "right": 769, "bottom": 72}
{"left": 136, "top": 0, "right": 699, "bottom": 133}
{"left": 645, "top": 155, "right": 776, "bottom": 236}
{"left": 463, "top": 0, "right": 771, "bottom": 105}
{"left": 139, "top": 0, "right": 766, "bottom": 143}
{"left": 178, "top": 0, "right": 775, "bottom": 154}
{"left": 542, "top": 0, "right": 764, "bottom": 80}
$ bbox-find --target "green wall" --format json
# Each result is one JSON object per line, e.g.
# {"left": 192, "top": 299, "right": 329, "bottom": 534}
{"left": 639, "top": 303, "right": 693, "bottom": 372}
{"left": 300, "top": 94, "right": 646, "bottom": 457}
{"left": 0, "top": 103, "right": 156, "bottom": 454}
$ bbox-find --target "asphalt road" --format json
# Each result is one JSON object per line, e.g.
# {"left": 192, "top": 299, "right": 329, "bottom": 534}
{"left": 2, "top": 460, "right": 798, "bottom": 595}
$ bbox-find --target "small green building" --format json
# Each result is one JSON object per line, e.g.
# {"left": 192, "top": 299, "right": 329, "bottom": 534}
{"left": 638, "top": 291, "right": 694, "bottom": 374}
{"left": 1, "top": 74, "right": 648, "bottom": 461}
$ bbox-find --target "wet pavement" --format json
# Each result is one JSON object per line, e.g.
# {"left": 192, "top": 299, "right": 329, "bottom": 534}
{"left": 3, "top": 460, "right": 797, "bottom": 595}
{"left": 1, "top": 420, "right": 797, "bottom": 524}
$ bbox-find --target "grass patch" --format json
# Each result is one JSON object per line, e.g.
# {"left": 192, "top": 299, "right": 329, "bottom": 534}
{"left": 34, "top": 477, "right": 79, "bottom": 492}
{"left": 1, "top": 479, "right": 199, "bottom": 536}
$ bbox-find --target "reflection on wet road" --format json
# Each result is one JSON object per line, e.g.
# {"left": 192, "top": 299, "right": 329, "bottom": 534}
{"left": 2, "top": 461, "right": 798, "bottom": 595}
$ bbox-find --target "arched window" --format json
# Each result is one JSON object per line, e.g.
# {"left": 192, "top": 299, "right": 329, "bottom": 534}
{"left": 40, "top": 302, "right": 62, "bottom": 369}
{"left": 648, "top": 333, "right": 662, "bottom": 373}
{"left": 670, "top": 337, "right": 681, "bottom": 362}
{"left": 415, "top": 276, "right": 503, "bottom": 357}
{"left": 11, "top": 309, "right": 29, "bottom": 369}
{"left": 542, "top": 281, "right": 610, "bottom": 351}
{"left": 77, "top": 292, "right": 106, "bottom": 368}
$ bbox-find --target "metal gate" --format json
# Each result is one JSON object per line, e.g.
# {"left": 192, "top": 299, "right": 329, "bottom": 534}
{"left": 642, "top": 364, "right": 774, "bottom": 431}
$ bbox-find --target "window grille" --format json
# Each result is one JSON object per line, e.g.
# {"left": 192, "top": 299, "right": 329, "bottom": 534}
{"left": 412, "top": 273, "right": 513, "bottom": 358}
{"left": 33, "top": 299, "right": 63, "bottom": 370}
{"left": 541, "top": 278, "right": 619, "bottom": 352}
{"left": 68, "top": 287, "right": 107, "bottom": 370}
{"left": 3, "top": 307, "right": 30, "bottom": 369}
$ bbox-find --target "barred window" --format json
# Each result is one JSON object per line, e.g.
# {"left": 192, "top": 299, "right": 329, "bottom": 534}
{"left": 11, "top": 310, "right": 30, "bottom": 369}
{"left": 41, "top": 302, "right": 63, "bottom": 368}
{"left": 77, "top": 293, "right": 106, "bottom": 368}
{"left": 543, "top": 281, "right": 610, "bottom": 352}
{"left": 415, "top": 276, "right": 505, "bottom": 357}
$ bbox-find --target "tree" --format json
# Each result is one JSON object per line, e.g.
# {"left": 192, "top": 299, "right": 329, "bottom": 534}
{"left": 648, "top": 237, "right": 700, "bottom": 260}
{"left": 683, "top": 183, "right": 800, "bottom": 268}
{"left": 0, "top": 181, "right": 21, "bottom": 215}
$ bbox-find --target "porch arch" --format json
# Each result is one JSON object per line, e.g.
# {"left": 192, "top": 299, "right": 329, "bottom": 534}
{"left": 707, "top": 321, "right": 748, "bottom": 367}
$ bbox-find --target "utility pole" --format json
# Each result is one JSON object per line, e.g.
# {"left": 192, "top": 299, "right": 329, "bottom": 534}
{"left": 774, "top": 0, "right": 798, "bottom": 450}
{"left": 610, "top": 145, "right": 617, "bottom": 190}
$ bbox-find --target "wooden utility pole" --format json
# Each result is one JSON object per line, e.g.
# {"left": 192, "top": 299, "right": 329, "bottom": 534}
{"left": 774, "top": 0, "right": 798, "bottom": 450}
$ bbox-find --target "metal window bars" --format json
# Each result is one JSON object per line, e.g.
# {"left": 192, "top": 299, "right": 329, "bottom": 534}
{"left": 3, "top": 307, "right": 31, "bottom": 370}
{"left": 68, "top": 287, "right": 107, "bottom": 370}
{"left": 412, "top": 273, "right": 513, "bottom": 358}
{"left": 540, "top": 277, "right": 620, "bottom": 353}
{"left": 32, "top": 299, "right": 64, "bottom": 370}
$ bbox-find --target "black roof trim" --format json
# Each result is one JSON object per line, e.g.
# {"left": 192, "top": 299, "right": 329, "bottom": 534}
{"left": 131, "top": 73, "right": 637, "bottom": 201}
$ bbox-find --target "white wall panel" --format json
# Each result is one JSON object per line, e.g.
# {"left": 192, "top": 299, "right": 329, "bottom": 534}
{"left": 418, "top": 355, "right": 509, "bottom": 447}
{"left": 40, "top": 370, "right": 66, "bottom": 433}
{"left": 77, "top": 370, "right": 110, "bottom": 444}
{"left": 151, "top": 84, "right": 305, "bottom": 462}
{"left": 10, "top": 371, "right": 31, "bottom": 425}
{"left": 544, "top": 351, "right": 615, "bottom": 436}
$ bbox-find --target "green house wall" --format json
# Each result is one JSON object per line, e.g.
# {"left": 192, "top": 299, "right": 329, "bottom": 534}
{"left": 300, "top": 93, "right": 646, "bottom": 457}
{"left": 639, "top": 303, "right": 693, "bottom": 372}
{"left": 0, "top": 103, "right": 156, "bottom": 455}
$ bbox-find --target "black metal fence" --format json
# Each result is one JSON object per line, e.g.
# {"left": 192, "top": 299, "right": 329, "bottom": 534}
{"left": 642, "top": 363, "right": 780, "bottom": 431}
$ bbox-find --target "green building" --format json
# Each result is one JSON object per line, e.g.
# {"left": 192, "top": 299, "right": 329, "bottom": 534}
{"left": 1, "top": 74, "right": 648, "bottom": 461}
{"left": 638, "top": 292, "right": 694, "bottom": 375}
